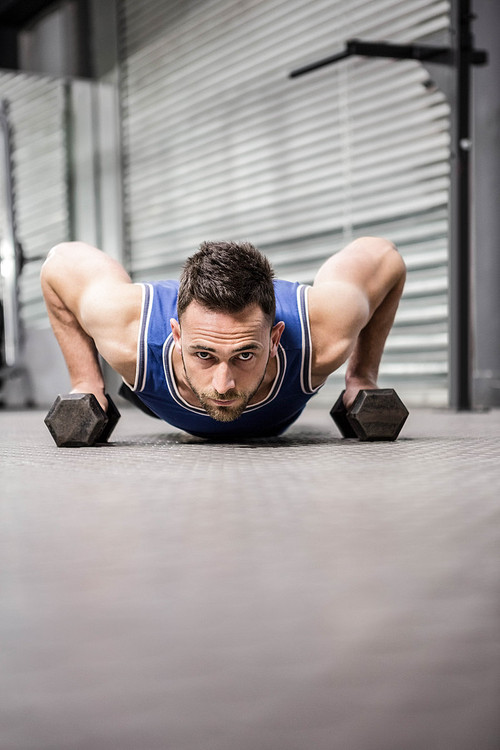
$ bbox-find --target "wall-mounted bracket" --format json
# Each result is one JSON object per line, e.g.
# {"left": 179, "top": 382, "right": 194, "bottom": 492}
{"left": 290, "top": 38, "right": 487, "bottom": 78}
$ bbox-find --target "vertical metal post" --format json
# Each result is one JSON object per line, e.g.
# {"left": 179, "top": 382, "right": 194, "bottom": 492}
{"left": 0, "top": 99, "right": 21, "bottom": 369}
{"left": 450, "top": 0, "right": 473, "bottom": 409}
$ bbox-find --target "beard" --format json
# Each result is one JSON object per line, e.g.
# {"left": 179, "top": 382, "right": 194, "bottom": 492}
{"left": 182, "top": 356, "right": 268, "bottom": 422}
{"left": 191, "top": 387, "right": 251, "bottom": 422}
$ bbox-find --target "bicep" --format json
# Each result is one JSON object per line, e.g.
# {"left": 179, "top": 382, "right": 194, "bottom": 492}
{"left": 43, "top": 242, "right": 140, "bottom": 370}
{"left": 308, "top": 282, "right": 370, "bottom": 376}
{"left": 79, "top": 281, "right": 141, "bottom": 370}
{"left": 309, "top": 237, "right": 406, "bottom": 377}
{"left": 313, "top": 237, "right": 405, "bottom": 314}
{"left": 309, "top": 281, "right": 370, "bottom": 341}
{"left": 43, "top": 242, "right": 132, "bottom": 319}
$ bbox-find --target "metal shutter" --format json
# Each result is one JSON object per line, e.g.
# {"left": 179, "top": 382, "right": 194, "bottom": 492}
{"left": 119, "top": 0, "right": 450, "bottom": 406}
{"left": 0, "top": 72, "right": 68, "bottom": 329}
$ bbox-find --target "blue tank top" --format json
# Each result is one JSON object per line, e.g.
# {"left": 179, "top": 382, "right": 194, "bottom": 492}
{"left": 130, "top": 279, "right": 323, "bottom": 438}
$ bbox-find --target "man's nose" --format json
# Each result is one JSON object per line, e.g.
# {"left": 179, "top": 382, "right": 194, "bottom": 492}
{"left": 212, "top": 362, "right": 236, "bottom": 394}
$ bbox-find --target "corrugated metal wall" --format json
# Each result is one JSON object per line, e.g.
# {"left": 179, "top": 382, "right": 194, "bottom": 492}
{"left": 120, "top": 0, "right": 451, "bottom": 405}
{"left": 0, "top": 72, "right": 68, "bottom": 328}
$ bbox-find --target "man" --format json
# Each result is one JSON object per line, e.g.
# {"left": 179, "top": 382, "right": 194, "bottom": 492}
{"left": 41, "top": 237, "right": 406, "bottom": 438}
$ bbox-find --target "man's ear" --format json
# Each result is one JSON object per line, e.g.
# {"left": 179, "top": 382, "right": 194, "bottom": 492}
{"left": 170, "top": 318, "right": 182, "bottom": 350}
{"left": 270, "top": 321, "right": 285, "bottom": 356}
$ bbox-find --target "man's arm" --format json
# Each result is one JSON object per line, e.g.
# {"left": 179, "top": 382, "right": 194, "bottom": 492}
{"left": 40, "top": 242, "right": 142, "bottom": 410}
{"left": 308, "top": 237, "right": 406, "bottom": 406}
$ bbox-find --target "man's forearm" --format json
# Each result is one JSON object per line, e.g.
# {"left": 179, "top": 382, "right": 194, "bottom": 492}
{"left": 345, "top": 253, "right": 406, "bottom": 390}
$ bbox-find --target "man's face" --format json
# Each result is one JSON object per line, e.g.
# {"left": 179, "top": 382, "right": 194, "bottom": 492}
{"left": 171, "top": 302, "right": 284, "bottom": 422}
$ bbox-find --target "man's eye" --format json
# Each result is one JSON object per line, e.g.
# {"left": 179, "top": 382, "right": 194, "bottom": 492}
{"left": 237, "top": 352, "right": 254, "bottom": 361}
{"left": 196, "top": 352, "right": 212, "bottom": 360}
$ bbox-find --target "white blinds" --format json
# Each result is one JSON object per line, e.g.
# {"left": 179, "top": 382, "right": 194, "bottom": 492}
{"left": 0, "top": 72, "right": 68, "bottom": 327}
{"left": 120, "top": 0, "right": 451, "bottom": 405}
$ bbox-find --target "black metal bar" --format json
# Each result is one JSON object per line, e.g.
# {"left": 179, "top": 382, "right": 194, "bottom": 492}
{"left": 290, "top": 40, "right": 452, "bottom": 78}
{"left": 289, "top": 37, "right": 487, "bottom": 79}
{"left": 346, "top": 39, "right": 451, "bottom": 63}
{"left": 452, "top": 0, "right": 473, "bottom": 409}
{"left": 289, "top": 48, "right": 352, "bottom": 78}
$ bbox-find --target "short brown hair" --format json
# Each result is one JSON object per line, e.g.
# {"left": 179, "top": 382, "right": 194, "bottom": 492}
{"left": 177, "top": 241, "right": 276, "bottom": 323}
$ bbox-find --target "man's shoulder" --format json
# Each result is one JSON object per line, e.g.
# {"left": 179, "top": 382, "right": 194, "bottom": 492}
{"left": 273, "top": 280, "right": 311, "bottom": 353}
{"left": 273, "top": 279, "right": 303, "bottom": 318}
{"left": 140, "top": 279, "right": 179, "bottom": 326}
{"left": 141, "top": 279, "right": 179, "bottom": 297}
{"left": 274, "top": 278, "right": 301, "bottom": 294}
{"left": 146, "top": 279, "right": 179, "bottom": 290}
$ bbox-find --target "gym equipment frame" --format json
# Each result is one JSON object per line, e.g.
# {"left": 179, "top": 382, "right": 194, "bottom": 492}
{"left": 290, "top": 0, "right": 488, "bottom": 411}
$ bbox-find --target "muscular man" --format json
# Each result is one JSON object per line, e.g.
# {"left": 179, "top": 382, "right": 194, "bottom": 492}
{"left": 41, "top": 237, "right": 406, "bottom": 438}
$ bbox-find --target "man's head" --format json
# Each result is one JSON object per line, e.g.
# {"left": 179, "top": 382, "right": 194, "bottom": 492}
{"left": 177, "top": 240, "right": 276, "bottom": 325}
{"left": 171, "top": 241, "right": 284, "bottom": 422}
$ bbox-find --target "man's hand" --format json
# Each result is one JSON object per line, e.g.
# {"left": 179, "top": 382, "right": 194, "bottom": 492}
{"left": 343, "top": 378, "right": 378, "bottom": 410}
{"left": 70, "top": 384, "right": 108, "bottom": 412}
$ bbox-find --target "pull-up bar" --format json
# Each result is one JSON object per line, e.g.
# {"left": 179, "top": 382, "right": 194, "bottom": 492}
{"left": 290, "top": 38, "right": 486, "bottom": 78}
{"left": 289, "top": 4, "right": 488, "bottom": 411}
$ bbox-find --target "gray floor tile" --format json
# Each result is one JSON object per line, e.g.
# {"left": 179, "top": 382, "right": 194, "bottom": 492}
{"left": 1, "top": 405, "right": 499, "bottom": 750}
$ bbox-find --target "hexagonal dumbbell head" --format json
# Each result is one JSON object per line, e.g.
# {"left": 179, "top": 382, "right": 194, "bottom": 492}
{"left": 44, "top": 393, "right": 107, "bottom": 447}
{"left": 348, "top": 388, "right": 409, "bottom": 441}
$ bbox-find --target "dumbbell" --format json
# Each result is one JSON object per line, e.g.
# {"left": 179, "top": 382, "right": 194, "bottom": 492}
{"left": 330, "top": 388, "right": 408, "bottom": 441}
{"left": 44, "top": 393, "right": 121, "bottom": 447}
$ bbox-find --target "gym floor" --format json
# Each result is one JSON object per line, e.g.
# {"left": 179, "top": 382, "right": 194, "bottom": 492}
{"left": 1, "top": 403, "right": 499, "bottom": 750}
